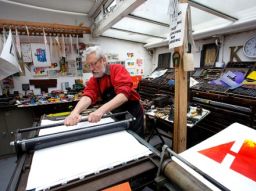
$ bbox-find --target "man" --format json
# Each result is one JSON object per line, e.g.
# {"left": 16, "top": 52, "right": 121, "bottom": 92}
{"left": 64, "top": 46, "right": 144, "bottom": 137}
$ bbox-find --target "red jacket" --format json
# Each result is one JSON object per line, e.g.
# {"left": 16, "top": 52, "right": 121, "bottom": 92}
{"left": 83, "top": 64, "right": 140, "bottom": 105}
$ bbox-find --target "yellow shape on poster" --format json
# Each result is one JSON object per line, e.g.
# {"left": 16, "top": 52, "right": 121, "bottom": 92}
{"left": 247, "top": 71, "right": 256, "bottom": 80}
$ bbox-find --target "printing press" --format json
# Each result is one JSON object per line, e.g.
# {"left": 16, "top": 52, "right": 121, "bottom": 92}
{"left": 7, "top": 111, "right": 160, "bottom": 191}
{"left": 6, "top": 109, "right": 244, "bottom": 191}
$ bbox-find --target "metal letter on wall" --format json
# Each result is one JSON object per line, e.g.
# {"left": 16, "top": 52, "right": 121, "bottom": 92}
{"left": 229, "top": 46, "right": 243, "bottom": 62}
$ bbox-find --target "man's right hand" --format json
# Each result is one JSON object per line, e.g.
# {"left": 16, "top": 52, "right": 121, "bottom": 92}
{"left": 64, "top": 112, "right": 81, "bottom": 126}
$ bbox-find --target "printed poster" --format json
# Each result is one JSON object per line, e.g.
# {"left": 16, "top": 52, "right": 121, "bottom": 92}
{"left": 21, "top": 43, "right": 33, "bottom": 63}
{"left": 31, "top": 43, "right": 51, "bottom": 67}
{"left": 48, "top": 62, "right": 60, "bottom": 71}
{"left": 136, "top": 58, "right": 144, "bottom": 75}
{"left": 31, "top": 66, "right": 48, "bottom": 77}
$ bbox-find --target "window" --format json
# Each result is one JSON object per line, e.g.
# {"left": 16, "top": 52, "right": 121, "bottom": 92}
{"left": 105, "top": 0, "right": 117, "bottom": 13}
{"left": 94, "top": 11, "right": 103, "bottom": 23}
{"left": 158, "top": 53, "right": 171, "bottom": 69}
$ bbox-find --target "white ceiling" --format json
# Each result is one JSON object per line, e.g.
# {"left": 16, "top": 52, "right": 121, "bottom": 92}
{"left": 131, "top": 0, "right": 170, "bottom": 25}
{"left": 1, "top": 0, "right": 256, "bottom": 45}
{"left": 98, "top": 0, "right": 256, "bottom": 45}
{"left": 2, "top": 0, "right": 96, "bottom": 14}
{"left": 112, "top": 17, "right": 168, "bottom": 38}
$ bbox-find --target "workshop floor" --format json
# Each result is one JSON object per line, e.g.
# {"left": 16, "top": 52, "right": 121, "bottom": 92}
{"left": 0, "top": 155, "right": 17, "bottom": 191}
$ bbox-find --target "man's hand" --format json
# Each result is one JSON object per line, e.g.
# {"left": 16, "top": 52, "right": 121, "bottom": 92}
{"left": 64, "top": 112, "right": 81, "bottom": 126}
{"left": 88, "top": 109, "right": 104, "bottom": 123}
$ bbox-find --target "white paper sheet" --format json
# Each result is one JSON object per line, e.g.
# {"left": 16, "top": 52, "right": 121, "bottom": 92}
{"left": 0, "top": 30, "right": 21, "bottom": 80}
{"left": 26, "top": 120, "right": 152, "bottom": 190}
{"left": 175, "top": 123, "right": 256, "bottom": 191}
{"left": 147, "top": 69, "right": 167, "bottom": 79}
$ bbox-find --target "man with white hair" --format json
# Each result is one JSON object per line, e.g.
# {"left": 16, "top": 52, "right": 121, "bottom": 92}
{"left": 64, "top": 46, "right": 144, "bottom": 137}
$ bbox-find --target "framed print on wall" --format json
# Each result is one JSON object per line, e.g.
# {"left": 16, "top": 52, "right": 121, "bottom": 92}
{"left": 31, "top": 43, "right": 51, "bottom": 67}
{"left": 200, "top": 43, "right": 219, "bottom": 68}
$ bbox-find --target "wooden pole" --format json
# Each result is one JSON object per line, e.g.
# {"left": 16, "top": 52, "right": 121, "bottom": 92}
{"left": 173, "top": 0, "right": 188, "bottom": 153}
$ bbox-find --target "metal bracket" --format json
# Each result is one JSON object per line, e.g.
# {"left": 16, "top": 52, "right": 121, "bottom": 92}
{"left": 172, "top": 52, "right": 180, "bottom": 67}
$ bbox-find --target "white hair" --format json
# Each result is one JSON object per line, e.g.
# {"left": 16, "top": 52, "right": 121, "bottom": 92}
{"left": 84, "top": 46, "right": 105, "bottom": 60}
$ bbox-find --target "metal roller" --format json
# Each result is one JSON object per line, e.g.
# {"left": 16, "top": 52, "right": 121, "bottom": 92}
{"left": 157, "top": 145, "right": 230, "bottom": 191}
{"left": 18, "top": 111, "right": 131, "bottom": 133}
{"left": 13, "top": 117, "right": 134, "bottom": 156}
{"left": 162, "top": 159, "right": 212, "bottom": 191}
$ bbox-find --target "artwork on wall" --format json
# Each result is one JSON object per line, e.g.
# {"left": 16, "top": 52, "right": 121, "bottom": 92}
{"left": 200, "top": 43, "right": 219, "bottom": 68}
{"left": 1, "top": 76, "right": 14, "bottom": 89}
{"left": 136, "top": 58, "right": 144, "bottom": 75}
{"left": 49, "top": 37, "right": 61, "bottom": 63}
{"left": 82, "top": 60, "right": 90, "bottom": 73}
{"left": 31, "top": 66, "right": 48, "bottom": 77}
{"left": 67, "top": 60, "right": 77, "bottom": 76}
{"left": 48, "top": 62, "right": 60, "bottom": 71}
{"left": 21, "top": 43, "right": 32, "bottom": 63}
{"left": 76, "top": 57, "right": 83, "bottom": 76}
{"left": 59, "top": 57, "right": 68, "bottom": 75}
{"left": 126, "top": 60, "right": 135, "bottom": 68}
{"left": 127, "top": 68, "right": 136, "bottom": 76}
{"left": 48, "top": 70, "right": 59, "bottom": 78}
{"left": 125, "top": 52, "right": 144, "bottom": 76}
{"left": 31, "top": 43, "right": 51, "bottom": 67}
{"left": 66, "top": 44, "right": 77, "bottom": 60}
{"left": 127, "top": 52, "right": 134, "bottom": 58}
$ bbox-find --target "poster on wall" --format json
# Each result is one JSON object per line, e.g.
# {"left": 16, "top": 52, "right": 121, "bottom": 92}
{"left": 127, "top": 68, "right": 136, "bottom": 76}
{"left": 31, "top": 66, "right": 48, "bottom": 77}
{"left": 48, "top": 62, "right": 60, "bottom": 71}
{"left": 67, "top": 60, "right": 77, "bottom": 76}
{"left": 76, "top": 57, "right": 83, "bottom": 76}
{"left": 49, "top": 37, "right": 61, "bottom": 63}
{"left": 136, "top": 58, "right": 144, "bottom": 75}
{"left": 125, "top": 60, "right": 135, "bottom": 68}
{"left": 48, "top": 70, "right": 59, "bottom": 78}
{"left": 31, "top": 43, "right": 51, "bottom": 67}
{"left": 66, "top": 44, "right": 77, "bottom": 60}
{"left": 125, "top": 52, "right": 136, "bottom": 76}
{"left": 83, "top": 60, "right": 90, "bottom": 73}
{"left": 21, "top": 43, "right": 33, "bottom": 63}
{"left": 59, "top": 57, "right": 68, "bottom": 76}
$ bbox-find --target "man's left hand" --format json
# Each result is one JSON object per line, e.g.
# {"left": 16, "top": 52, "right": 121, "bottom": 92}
{"left": 88, "top": 109, "right": 104, "bottom": 123}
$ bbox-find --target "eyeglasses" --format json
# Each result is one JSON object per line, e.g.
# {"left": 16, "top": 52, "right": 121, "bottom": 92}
{"left": 87, "top": 57, "right": 102, "bottom": 68}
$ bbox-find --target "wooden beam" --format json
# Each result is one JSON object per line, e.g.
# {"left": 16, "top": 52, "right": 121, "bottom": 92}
{"left": 92, "top": 0, "right": 146, "bottom": 37}
{"left": 110, "top": 27, "right": 166, "bottom": 39}
{"left": 0, "top": 19, "right": 91, "bottom": 37}
{"left": 173, "top": 0, "right": 188, "bottom": 153}
{"left": 127, "top": 14, "right": 170, "bottom": 27}
{"left": 188, "top": 0, "right": 237, "bottom": 22}
{"left": 88, "top": 0, "right": 108, "bottom": 17}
